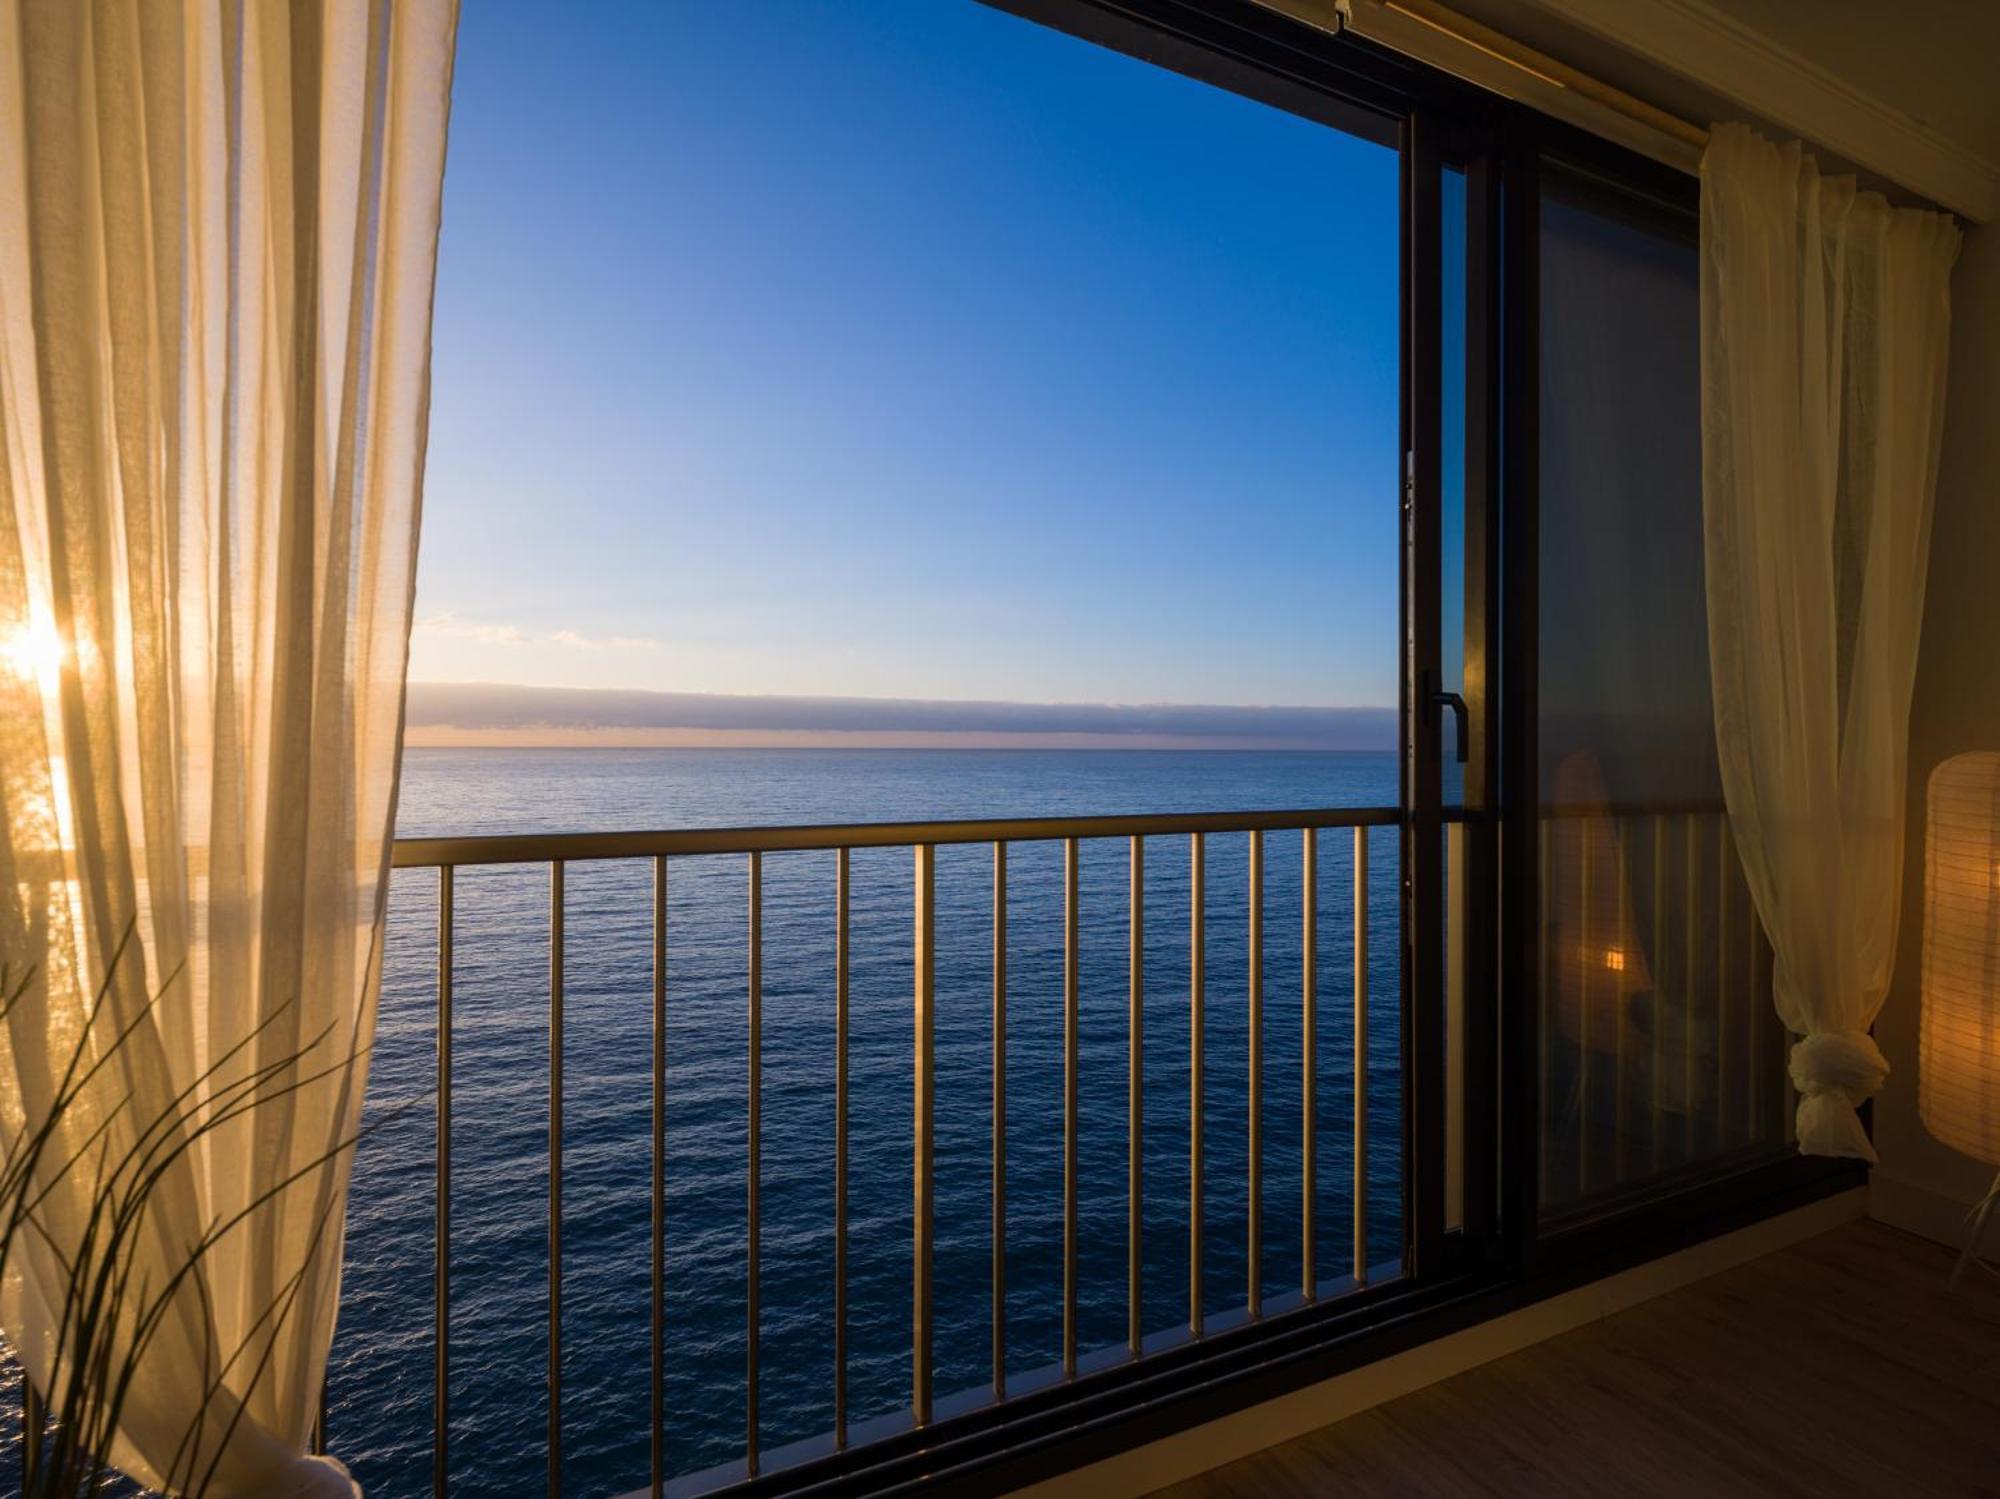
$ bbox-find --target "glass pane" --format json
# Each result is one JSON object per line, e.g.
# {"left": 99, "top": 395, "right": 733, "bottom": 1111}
{"left": 1441, "top": 165, "right": 1469, "bottom": 802}
{"left": 317, "top": 6, "right": 1412, "bottom": 1494}
{"left": 1536, "top": 160, "right": 1793, "bottom": 1225}
{"left": 1439, "top": 164, "right": 1470, "bottom": 1230}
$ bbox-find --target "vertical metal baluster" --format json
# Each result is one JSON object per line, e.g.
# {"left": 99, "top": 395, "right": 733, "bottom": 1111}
{"left": 1063, "top": 837, "right": 1080, "bottom": 1379}
{"left": 1189, "top": 833, "right": 1205, "bottom": 1336}
{"left": 1353, "top": 826, "right": 1370, "bottom": 1284}
{"left": 1745, "top": 868, "right": 1761, "bottom": 1140}
{"left": 1247, "top": 830, "right": 1263, "bottom": 1317}
{"left": 1779, "top": 908, "right": 1796, "bottom": 1145}
{"left": 1578, "top": 823, "right": 1592, "bottom": 1198}
{"left": 991, "top": 843, "right": 1007, "bottom": 1400}
{"left": 22, "top": 1382, "right": 40, "bottom": 1493}
{"left": 650, "top": 858, "right": 666, "bottom": 1495}
{"left": 549, "top": 861, "right": 564, "bottom": 1499}
{"left": 1128, "top": 836, "right": 1144, "bottom": 1357}
{"left": 1302, "top": 828, "right": 1317, "bottom": 1301}
{"left": 914, "top": 845, "right": 936, "bottom": 1422}
{"left": 1443, "top": 822, "right": 1465, "bottom": 1235}
{"left": 1537, "top": 820, "right": 1551, "bottom": 1203}
{"left": 1613, "top": 830, "right": 1630, "bottom": 1184}
{"left": 835, "top": 848, "right": 850, "bottom": 1444}
{"left": 1720, "top": 815, "right": 1736, "bottom": 1143}
{"left": 1651, "top": 816, "right": 1668, "bottom": 1175}
{"left": 1684, "top": 816, "right": 1700, "bottom": 1160}
{"left": 747, "top": 852, "right": 762, "bottom": 1475}
{"left": 437, "top": 867, "right": 455, "bottom": 1497}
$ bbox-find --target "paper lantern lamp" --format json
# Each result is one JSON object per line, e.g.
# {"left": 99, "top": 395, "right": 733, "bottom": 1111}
{"left": 1920, "top": 752, "right": 2000, "bottom": 1287}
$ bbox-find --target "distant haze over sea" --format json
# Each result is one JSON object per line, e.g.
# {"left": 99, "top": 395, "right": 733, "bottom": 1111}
{"left": 403, "top": 682, "right": 1397, "bottom": 751}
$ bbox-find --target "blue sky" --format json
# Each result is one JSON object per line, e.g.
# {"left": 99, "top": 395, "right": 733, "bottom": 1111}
{"left": 411, "top": 0, "right": 1399, "bottom": 711}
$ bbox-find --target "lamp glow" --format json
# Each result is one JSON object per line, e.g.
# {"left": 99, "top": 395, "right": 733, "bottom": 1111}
{"left": 1920, "top": 752, "right": 2000, "bottom": 1288}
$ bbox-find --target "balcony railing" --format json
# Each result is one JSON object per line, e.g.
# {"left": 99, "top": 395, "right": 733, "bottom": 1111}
{"left": 377, "top": 805, "right": 1401, "bottom": 1496}
{"left": 1535, "top": 802, "right": 1795, "bottom": 1220}
{"left": 5, "top": 798, "right": 1800, "bottom": 1496}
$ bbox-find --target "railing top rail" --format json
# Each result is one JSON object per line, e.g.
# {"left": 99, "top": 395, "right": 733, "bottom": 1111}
{"left": 390, "top": 804, "right": 1404, "bottom": 870}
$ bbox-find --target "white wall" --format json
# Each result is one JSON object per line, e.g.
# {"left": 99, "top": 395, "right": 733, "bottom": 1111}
{"left": 1872, "top": 216, "right": 2000, "bottom": 1243}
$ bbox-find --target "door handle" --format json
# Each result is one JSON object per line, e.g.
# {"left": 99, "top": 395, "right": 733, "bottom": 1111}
{"left": 1438, "top": 688, "right": 1469, "bottom": 764}
{"left": 1424, "top": 670, "right": 1470, "bottom": 765}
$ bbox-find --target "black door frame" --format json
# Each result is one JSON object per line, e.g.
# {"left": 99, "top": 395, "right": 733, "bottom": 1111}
{"left": 1402, "top": 106, "right": 1449, "bottom": 1290}
{"left": 1409, "top": 116, "right": 1511, "bottom": 1278}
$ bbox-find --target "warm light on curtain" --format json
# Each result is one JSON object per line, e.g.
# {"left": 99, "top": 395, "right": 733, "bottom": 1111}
{"left": 1699, "top": 123, "right": 1959, "bottom": 1161}
{"left": 0, "top": 2, "right": 457, "bottom": 1493}
{"left": 1921, "top": 753, "right": 2000, "bottom": 1167}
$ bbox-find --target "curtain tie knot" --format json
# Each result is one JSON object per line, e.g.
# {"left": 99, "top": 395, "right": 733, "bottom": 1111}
{"left": 1787, "top": 1031, "right": 1888, "bottom": 1163}
{"left": 1788, "top": 1030, "right": 1888, "bottom": 1100}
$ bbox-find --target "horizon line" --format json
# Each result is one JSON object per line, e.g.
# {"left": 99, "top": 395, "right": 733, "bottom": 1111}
{"left": 403, "top": 678, "right": 1397, "bottom": 713}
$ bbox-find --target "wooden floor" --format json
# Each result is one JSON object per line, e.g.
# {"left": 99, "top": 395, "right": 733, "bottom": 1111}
{"left": 1157, "top": 1219, "right": 2000, "bottom": 1498}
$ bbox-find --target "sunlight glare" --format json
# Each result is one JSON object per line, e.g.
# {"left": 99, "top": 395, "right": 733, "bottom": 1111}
{"left": 1, "top": 614, "right": 68, "bottom": 694}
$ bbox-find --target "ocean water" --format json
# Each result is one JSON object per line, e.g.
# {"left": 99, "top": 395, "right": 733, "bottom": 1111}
{"left": 319, "top": 749, "right": 1407, "bottom": 1497}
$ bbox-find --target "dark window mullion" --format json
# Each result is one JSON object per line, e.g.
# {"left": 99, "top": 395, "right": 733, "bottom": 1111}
{"left": 1499, "top": 138, "right": 1545, "bottom": 1273}
{"left": 1402, "top": 112, "right": 1448, "bottom": 1286}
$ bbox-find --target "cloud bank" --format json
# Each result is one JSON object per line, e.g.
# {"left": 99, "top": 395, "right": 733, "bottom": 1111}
{"left": 404, "top": 682, "right": 1395, "bottom": 751}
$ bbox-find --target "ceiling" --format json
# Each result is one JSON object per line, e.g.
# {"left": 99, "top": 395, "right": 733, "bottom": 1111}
{"left": 1444, "top": 0, "right": 2000, "bottom": 216}
{"left": 1716, "top": 0, "right": 2000, "bottom": 164}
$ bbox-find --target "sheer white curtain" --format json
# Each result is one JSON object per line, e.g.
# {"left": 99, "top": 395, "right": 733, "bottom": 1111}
{"left": 0, "top": 2, "right": 455, "bottom": 1493}
{"left": 1700, "top": 122, "right": 1959, "bottom": 1161}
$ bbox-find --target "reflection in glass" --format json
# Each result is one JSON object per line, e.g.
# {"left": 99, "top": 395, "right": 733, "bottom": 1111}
{"left": 1537, "top": 161, "right": 1793, "bottom": 1222}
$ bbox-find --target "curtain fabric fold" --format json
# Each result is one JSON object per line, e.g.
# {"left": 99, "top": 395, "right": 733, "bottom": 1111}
{"left": 0, "top": 2, "right": 455, "bottom": 1492}
{"left": 1699, "top": 122, "right": 1959, "bottom": 1161}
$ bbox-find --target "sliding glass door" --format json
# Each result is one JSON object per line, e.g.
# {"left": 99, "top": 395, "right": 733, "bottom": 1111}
{"left": 1414, "top": 124, "right": 1805, "bottom": 1264}
{"left": 1531, "top": 157, "right": 1795, "bottom": 1228}
{"left": 1405, "top": 118, "right": 1505, "bottom": 1278}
